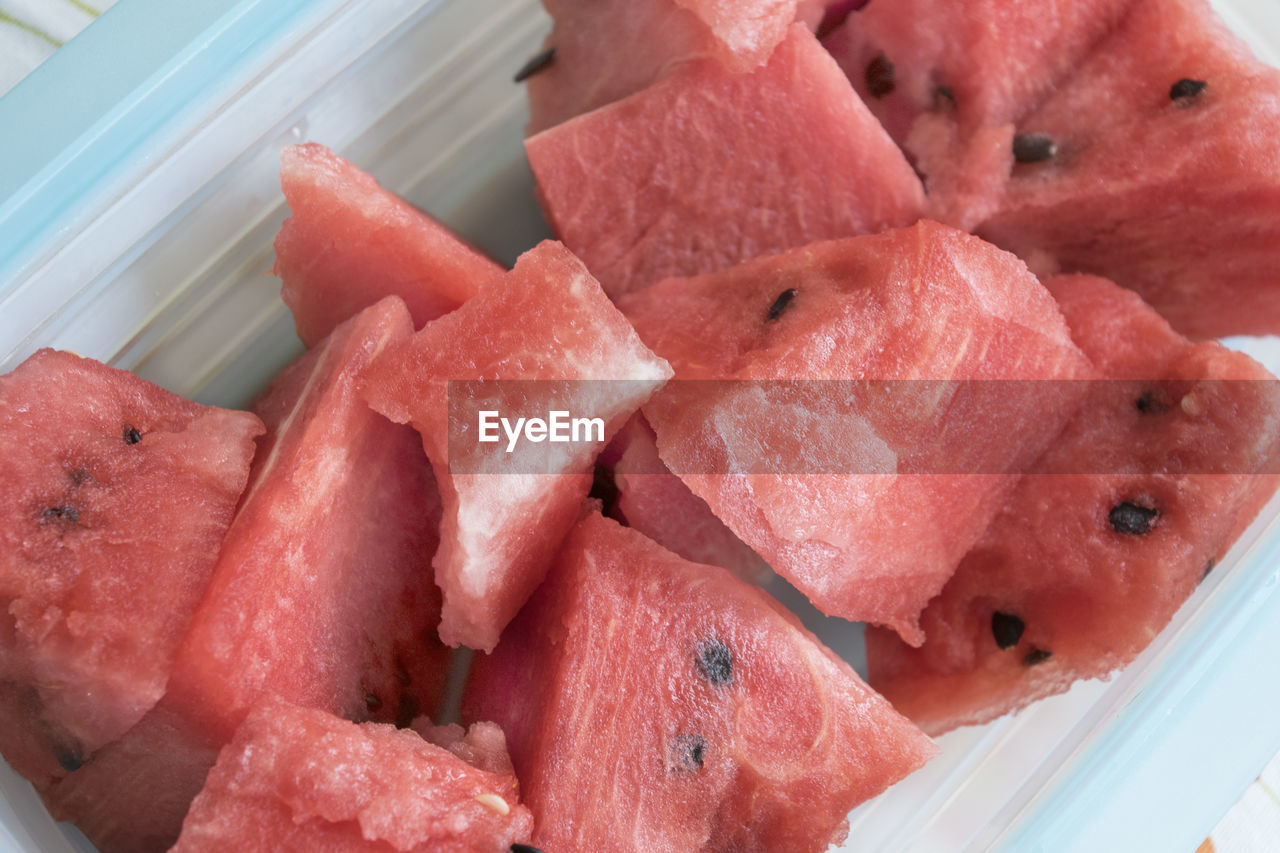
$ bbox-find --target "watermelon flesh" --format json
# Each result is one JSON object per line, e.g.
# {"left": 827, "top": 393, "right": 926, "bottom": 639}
{"left": 601, "top": 414, "right": 771, "bottom": 584}
{"left": 361, "top": 241, "right": 671, "bottom": 652}
{"left": 527, "top": 25, "right": 925, "bottom": 299}
{"left": 620, "top": 222, "right": 1091, "bottom": 643}
{"left": 274, "top": 143, "right": 503, "bottom": 347}
{"left": 526, "top": 0, "right": 831, "bottom": 134}
{"left": 465, "top": 512, "right": 937, "bottom": 851}
{"left": 828, "top": 0, "right": 1280, "bottom": 338}
{"left": 45, "top": 298, "right": 450, "bottom": 852}
{"left": 976, "top": 0, "right": 1280, "bottom": 339}
{"left": 0, "top": 350, "right": 262, "bottom": 786}
{"left": 172, "top": 701, "right": 533, "bottom": 853}
{"left": 866, "top": 275, "right": 1280, "bottom": 735}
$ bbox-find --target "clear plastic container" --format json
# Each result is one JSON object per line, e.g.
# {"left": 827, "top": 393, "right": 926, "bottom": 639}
{"left": 1, "top": 0, "right": 1279, "bottom": 850}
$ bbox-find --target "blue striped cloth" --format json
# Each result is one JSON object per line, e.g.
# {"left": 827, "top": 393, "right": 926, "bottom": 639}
{"left": 0, "top": 0, "right": 116, "bottom": 95}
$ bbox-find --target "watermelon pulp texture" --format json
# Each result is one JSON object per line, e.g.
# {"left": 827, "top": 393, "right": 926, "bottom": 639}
{"left": 172, "top": 701, "right": 533, "bottom": 853}
{"left": 527, "top": 25, "right": 925, "bottom": 300}
{"left": 601, "top": 414, "right": 771, "bottom": 584}
{"left": 866, "top": 275, "right": 1280, "bottom": 735}
{"left": 526, "top": 0, "right": 828, "bottom": 133}
{"left": 361, "top": 241, "right": 671, "bottom": 652}
{"left": 46, "top": 298, "right": 449, "bottom": 852}
{"left": 0, "top": 350, "right": 262, "bottom": 786}
{"left": 828, "top": 0, "right": 1280, "bottom": 338}
{"left": 275, "top": 143, "right": 503, "bottom": 347}
{"left": 620, "top": 221, "right": 1091, "bottom": 643}
{"left": 465, "top": 512, "right": 937, "bottom": 852}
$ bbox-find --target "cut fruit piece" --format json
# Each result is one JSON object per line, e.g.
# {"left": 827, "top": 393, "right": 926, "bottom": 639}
{"left": 172, "top": 701, "right": 532, "bottom": 853}
{"left": 866, "top": 275, "right": 1280, "bottom": 735}
{"left": 620, "top": 222, "right": 1091, "bottom": 643}
{"left": 465, "top": 512, "right": 937, "bottom": 852}
{"left": 43, "top": 298, "right": 450, "bottom": 853}
{"left": 0, "top": 350, "right": 262, "bottom": 786}
{"left": 976, "top": 0, "right": 1280, "bottom": 338}
{"left": 275, "top": 143, "right": 503, "bottom": 347}
{"left": 527, "top": 25, "right": 925, "bottom": 299}
{"left": 602, "top": 414, "right": 771, "bottom": 584}
{"left": 361, "top": 241, "right": 671, "bottom": 651}
{"left": 526, "top": 0, "right": 829, "bottom": 133}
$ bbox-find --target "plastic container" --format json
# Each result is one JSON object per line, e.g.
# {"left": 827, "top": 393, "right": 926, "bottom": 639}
{"left": 1, "top": 0, "right": 1279, "bottom": 850}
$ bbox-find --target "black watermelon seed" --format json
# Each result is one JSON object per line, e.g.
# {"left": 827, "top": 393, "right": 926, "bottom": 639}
{"left": 1023, "top": 648, "right": 1053, "bottom": 666}
{"left": 1013, "top": 133, "right": 1057, "bottom": 164}
{"left": 67, "top": 467, "right": 91, "bottom": 486}
{"left": 766, "top": 288, "right": 797, "bottom": 322}
{"left": 54, "top": 744, "right": 85, "bottom": 773}
{"left": 1135, "top": 390, "right": 1169, "bottom": 415}
{"left": 696, "top": 638, "right": 733, "bottom": 685}
{"left": 991, "top": 611, "right": 1025, "bottom": 650}
{"left": 1202, "top": 559, "right": 1216, "bottom": 582}
{"left": 1109, "top": 501, "right": 1158, "bottom": 535}
{"left": 865, "top": 54, "right": 895, "bottom": 99}
{"left": 511, "top": 846, "right": 547, "bottom": 853}
{"left": 673, "top": 734, "right": 707, "bottom": 772}
{"left": 364, "top": 693, "right": 382, "bottom": 713}
{"left": 123, "top": 425, "right": 142, "bottom": 445}
{"left": 514, "top": 47, "right": 556, "bottom": 83}
{"left": 1170, "top": 78, "right": 1208, "bottom": 103}
{"left": 933, "top": 85, "right": 956, "bottom": 111}
{"left": 394, "top": 694, "right": 419, "bottom": 729}
{"left": 394, "top": 659, "right": 411, "bottom": 686}
{"left": 42, "top": 505, "right": 80, "bottom": 524}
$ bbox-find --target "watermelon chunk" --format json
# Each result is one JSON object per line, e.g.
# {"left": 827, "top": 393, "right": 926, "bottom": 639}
{"left": 527, "top": 25, "right": 925, "bottom": 299}
{"left": 828, "top": 0, "right": 1280, "bottom": 337}
{"left": 602, "top": 414, "right": 771, "bottom": 584}
{"left": 866, "top": 275, "right": 1280, "bottom": 735}
{"left": 976, "top": 0, "right": 1280, "bottom": 338}
{"left": 172, "top": 701, "right": 533, "bottom": 852}
{"left": 465, "top": 512, "right": 937, "bottom": 851}
{"left": 274, "top": 143, "right": 503, "bottom": 347}
{"left": 620, "top": 222, "right": 1091, "bottom": 642}
{"left": 45, "top": 298, "right": 449, "bottom": 852}
{"left": 361, "top": 241, "right": 671, "bottom": 651}
{"left": 0, "top": 351, "right": 262, "bottom": 785}
{"left": 526, "top": 0, "right": 829, "bottom": 133}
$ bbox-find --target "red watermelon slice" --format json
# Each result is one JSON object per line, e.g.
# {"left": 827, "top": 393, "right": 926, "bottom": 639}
{"left": 172, "top": 700, "right": 533, "bottom": 852}
{"left": 274, "top": 143, "right": 503, "bottom": 347}
{"left": 465, "top": 511, "right": 937, "bottom": 851}
{"left": 620, "top": 222, "right": 1091, "bottom": 643}
{"left": 525, "top": 0, "right": 830, "bottom": 133}
{"left": 866, "top": 275, "right": 1280, "bottom": 735}
{"left": 526, "top": 25, "right": 925, "bottom": 299}
{"left": 0, "top": 350, "right": 262, "bottom": 786}
{"left": 602, "top": 414, "right": 771, "bottom": 584}
{"left": 976, "top": 0, "right": 1280, "bottom": 339}
{"left": 828, "top": 0, "right": 1280, "bottom": 337}
{"left": 361, "top": 241, "right": 671, "bottom": 652}
{"left": 44, "top": 298, "right": 450, "bottom": 852}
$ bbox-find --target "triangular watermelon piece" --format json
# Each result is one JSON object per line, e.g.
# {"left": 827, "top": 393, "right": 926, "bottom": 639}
{"left": 976, "top": 0, "right": 1280, "bottom": 338}
{"left": 0, "top": 351, "right": 263, "bottom": 786}
{"left": 361, "top": 241, "right": 671, "bottom": 651}
{"left": 45, "top": 298, "right": 450, "bottom": 852}
{"left": 465, "top": 512, "right": 937, "bottom": 851}
{"left": 602, "top": 414, "right": 771, "bottom": 584}
{"left": 525, "top": 0, "right": 828, "bottom": 133}
{"left": 527, "top": 25, "right": 925, "bottom": 299}
{"left": 172, "top": 701, "right": 533, "bottom": 852}
{"left": 866, "top": 275, "right": 1280, "bottom": 735}
{"left": 274, "top": 143, "right": 503, "bottom": 347}
{"left": 828, "top": 0, "right": 1280, "bottom": 338}
{"left": 620, "top": 222, "right": 1091, "bottom": 643}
